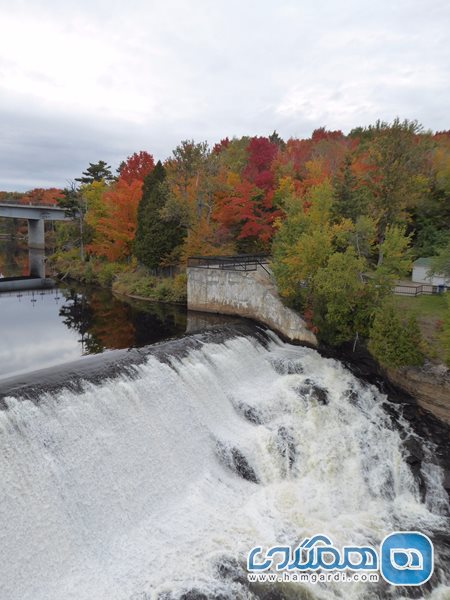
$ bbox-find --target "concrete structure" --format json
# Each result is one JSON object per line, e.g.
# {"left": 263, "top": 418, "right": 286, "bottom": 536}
{"left": 0, "top": 203, "right": 71, "bottom": 279}
{"left": 412, "top": 257, "right": 450, "bottom": 287}
{"left": 187, "top": 262, "right": 317, "bottom": 346}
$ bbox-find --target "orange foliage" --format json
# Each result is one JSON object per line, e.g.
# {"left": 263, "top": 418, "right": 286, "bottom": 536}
{"left": 87, "top": 179, "right": 142, "bottom": 261}
{"left": 20, "top": 188, "right": 63, "bottom": 206}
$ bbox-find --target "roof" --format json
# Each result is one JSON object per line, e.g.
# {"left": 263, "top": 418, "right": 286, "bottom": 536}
{"left": 413, "top": 258, "right": 433, "bottom": 267}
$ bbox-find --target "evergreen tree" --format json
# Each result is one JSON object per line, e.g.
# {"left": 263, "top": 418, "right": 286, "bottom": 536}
{"left": 134, "top": 161, "right": 183, "bottom": 270}
{"left": 331, "top": 154, "right": 367, "bottom": 222}
{"left": 268, "top": 130, "right": 286, "bottom": 150}
{"left": 368, "top": 303, "right": 424, "bottom": 368}
{"left": 75, "top": 160, "right": 114, "bottom": 184}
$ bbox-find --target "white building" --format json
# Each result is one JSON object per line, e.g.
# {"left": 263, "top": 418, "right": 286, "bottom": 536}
{"left": 412, "top": 257, "right": 450, "bottom": 287}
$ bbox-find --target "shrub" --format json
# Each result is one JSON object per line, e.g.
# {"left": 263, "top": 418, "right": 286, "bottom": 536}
{"left": 368, "top": 302, "right": 424, "bottom": 369}
{"left": 96, "top": 262, "right": 127, "bottom": 287}
{"left": 444, "top": 294, "right": 450, "bottom": 367}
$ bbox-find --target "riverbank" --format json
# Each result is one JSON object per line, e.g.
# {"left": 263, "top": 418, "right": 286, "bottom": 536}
{"left": 48, "top": 252, "right": 187, "bottom": 304}
{"left": 323, "top": 339, "right": 450, "bottom": 429}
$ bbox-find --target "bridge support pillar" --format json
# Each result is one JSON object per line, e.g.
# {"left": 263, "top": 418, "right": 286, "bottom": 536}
{"left": 28, "top": 219, "right": 45, "bottom": 278}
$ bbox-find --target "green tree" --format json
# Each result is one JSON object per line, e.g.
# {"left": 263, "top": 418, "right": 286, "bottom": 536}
{"left": 331, "top": 154, "right": 368, "bottom": 222}
{"left": 368, "top": 302, "right": 424, "bottom": 368}
{"left": 75, "top": 160, "right": 114, "bottom": 185}
{"left": 272, "top": 181, "right": 334, "bottom": 301}
{"left": 57, "top": 182, "right": 88, "bottom": 260}
{"left": 443, "top": 295, "right": 450, "bottom": 367}
{"left": 375, "top": 225, "right": 412, "bottom": 280}
{"left": 362, "top": 119, "right": 430, "bottom": 264}
{"left": 313, "top": 248, "right": 371, "bottom": 345}
{"left": 429, "top": 240, "right": 450, "bottom": 279}
{"left": 134, "top": 161, "right": 183, "bottom": 270}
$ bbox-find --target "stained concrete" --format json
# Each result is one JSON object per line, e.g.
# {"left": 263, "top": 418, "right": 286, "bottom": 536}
{"left": 187, "top": 265, "right": 317, "bottom": 346}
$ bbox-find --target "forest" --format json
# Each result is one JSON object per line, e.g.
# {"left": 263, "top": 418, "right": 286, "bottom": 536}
{"left": 1, "top": 119, "right": 449, "bottom": 366}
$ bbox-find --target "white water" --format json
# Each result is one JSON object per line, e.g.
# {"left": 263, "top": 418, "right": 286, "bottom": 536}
{"left": 0, "top": 333, "right": 448, "bottom": 600}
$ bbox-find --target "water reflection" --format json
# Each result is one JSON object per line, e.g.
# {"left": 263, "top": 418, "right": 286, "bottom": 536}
{"left": 0, "top": 285, "right": 187, "bottom": 379}
{"left": 0, "top": 238, "right": 28, "bottom": 277}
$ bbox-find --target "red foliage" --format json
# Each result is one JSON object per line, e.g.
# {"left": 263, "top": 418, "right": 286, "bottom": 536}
{"left": 213, "top": 138, "right": 230, "bottom": 154}
{"left": 311, "top": 127, "right": 344, "bottom": 143}
{"left": 243, "top": 137, "right": 278, "bottom": 191}
{"left": 214, "top": 179, "right": 281, "bottom": 244}
{"left": 118, "top": 151, "right": 154, "bottom": 185}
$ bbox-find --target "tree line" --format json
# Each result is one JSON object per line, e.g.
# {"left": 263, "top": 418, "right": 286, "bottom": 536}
{"left": 2, "top": 119, "right": 449, "bottom": 365}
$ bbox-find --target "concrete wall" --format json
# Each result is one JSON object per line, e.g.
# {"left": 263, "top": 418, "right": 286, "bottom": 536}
{"left": 187, "top": 266, "right": 317, "bottom": 346}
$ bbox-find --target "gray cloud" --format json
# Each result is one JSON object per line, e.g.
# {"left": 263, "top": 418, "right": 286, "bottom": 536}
{"left": 0, "top": 0, "right": 449, "bottom": 190}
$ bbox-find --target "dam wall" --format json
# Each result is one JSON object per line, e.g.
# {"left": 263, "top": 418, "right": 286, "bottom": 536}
{"left": 187, "top": 264, "right": 317, "bottom": 346}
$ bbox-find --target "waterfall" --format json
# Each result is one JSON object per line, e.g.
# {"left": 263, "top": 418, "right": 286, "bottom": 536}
{"left": 0, "top": 330, "right": 448, "bottom": 600}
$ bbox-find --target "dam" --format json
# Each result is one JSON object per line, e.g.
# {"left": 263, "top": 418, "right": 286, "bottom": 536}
{"left": 187, "top": 254, "right": 318, "bottom": 346}
{"left": 0, "top": 324, "right": 449, "bottom": 599}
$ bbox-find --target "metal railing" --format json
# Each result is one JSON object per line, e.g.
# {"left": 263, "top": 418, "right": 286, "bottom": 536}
{"left": 188, "top": 254, "right": 271, "bottom": 276}
{"left": 0, "top": 201, "right": 60, "bottom": 208}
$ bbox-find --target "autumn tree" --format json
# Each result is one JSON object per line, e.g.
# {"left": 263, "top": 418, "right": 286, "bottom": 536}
{"left": 20, "top": 188, "right": 63, "bottom": 206}
{"left": 89, "top": 178, "right": 143, "bottom": 261}
{"left": 359, "top": 119, "right": 430, "bottom": 263}
{"left": 117, "top": 151, "right": 155, "bottom": 184}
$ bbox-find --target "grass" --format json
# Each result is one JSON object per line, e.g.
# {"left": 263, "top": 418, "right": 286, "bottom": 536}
{"left": 112, "top": 270, "right": 187, "bottom": 304}
{"left": 393, "top": 293, "right": 449, "bottom": 364}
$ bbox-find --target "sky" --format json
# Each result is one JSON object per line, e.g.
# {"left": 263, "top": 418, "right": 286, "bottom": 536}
{"left": 0, "top": 0, "right": 449, "bottom": 191}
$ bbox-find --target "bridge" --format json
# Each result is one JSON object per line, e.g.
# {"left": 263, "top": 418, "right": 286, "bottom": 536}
{"left": 0, "top": 202, "right": 72, "bottom": 283}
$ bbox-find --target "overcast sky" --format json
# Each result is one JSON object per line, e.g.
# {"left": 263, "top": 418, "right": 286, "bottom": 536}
{"left": 0, "top": 0, "right": 449, "bottom": 191}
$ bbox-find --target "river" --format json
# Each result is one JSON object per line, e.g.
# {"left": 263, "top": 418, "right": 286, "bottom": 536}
{"left": 0, "top": 284, "right": 187, "bottom": 379}
{"left": 0, "top": 248, "right": 449, "bottom": 599}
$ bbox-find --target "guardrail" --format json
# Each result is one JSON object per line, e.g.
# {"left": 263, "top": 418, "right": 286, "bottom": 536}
{"left": 0, "top": 201, "right": 59, "bottom": 208}
{"left": 188, "top": 254, "right": 271, "bottom": 275}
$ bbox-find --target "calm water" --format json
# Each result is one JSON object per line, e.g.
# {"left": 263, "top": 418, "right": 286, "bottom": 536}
{"left": 0, "top": 284, "right": 187, "bottom": 379}
{"left": 0, "top": 237, "right": 28, "bottom": 277}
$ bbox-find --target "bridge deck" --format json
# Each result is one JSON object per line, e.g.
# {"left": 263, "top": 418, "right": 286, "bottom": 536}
{"left": 0, "top": 203, "right": 71, "bottom": 221}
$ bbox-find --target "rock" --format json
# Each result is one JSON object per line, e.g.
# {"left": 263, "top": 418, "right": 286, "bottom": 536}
{"left": 295, "top": 380, "right": 329, "bottom": 405}
{"left": 404, "top": 436, "right": 425, "bottom": 462}
{"left": 344, "top": 389, "right": 359, "bottom": 405}
{"left": 387, "top": 362, "right": 450, "bottom": 426}
{"left": 238, "top": 403, "right": 262, "bottom": 425}
{"left": 271, "top": 358, "right": 303, "bottom": 375}
{"left": 216, "top": 557, "right": 247, "bottom": 585}
{"left": 231, "top": 448, "right": 259, "bottom": 483}
{"left": 311, "top": 385, "right": 329, "bottom": 405}
{"left": 276, "top": 426, "right": 296, "bottom": 470}
{"left": 443, "top": 471, "right": 450, "bottom": 494}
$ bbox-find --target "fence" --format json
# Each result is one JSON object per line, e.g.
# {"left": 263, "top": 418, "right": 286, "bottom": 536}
{"left": 187, "top": 254, "right": 271, "bottom": 275}
{"left": 393, "top": 283, "right": 447, "bottom": 296}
